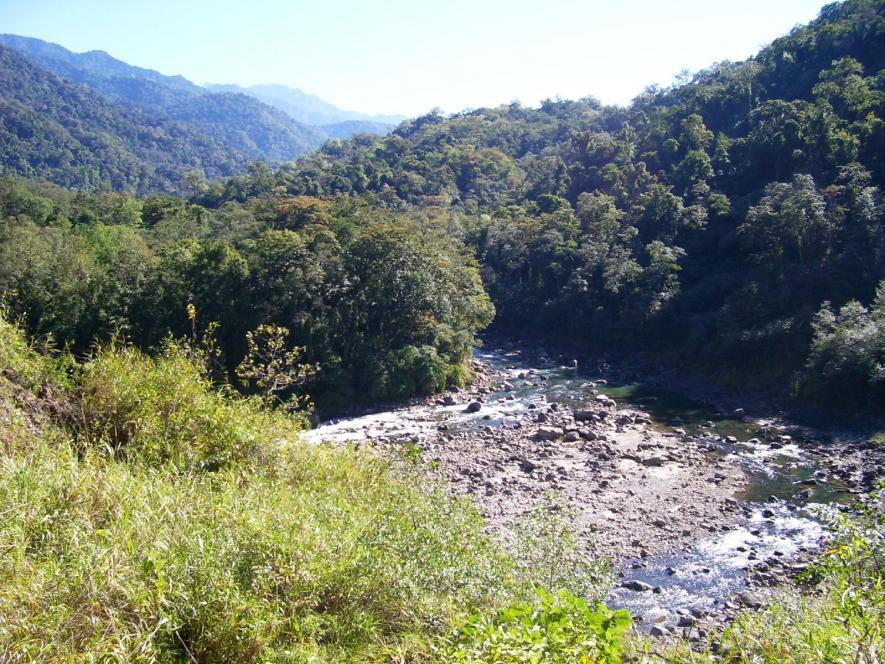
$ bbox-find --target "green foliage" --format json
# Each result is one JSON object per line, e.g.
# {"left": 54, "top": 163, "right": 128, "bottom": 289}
{"left": 188, "top": 0, "right": 885, "bottom": 408}
{"left": 385, "top": 345, "right": 451, "bottom": 400}
{"left": 0, "top": 443, "right": 517, "bottom": 662}
{"left": 800, "top": 281, "right": 885, "bottom": 409}
{"left": 236, "top": 323, "right": 318, "bottom": 410}
{"left": 2, "top": 0, "right": 885, "bottom": 414}
{"left": 0, "top": 178, "right": 492, "bottom": 411}
{"left": 0, "top": 314, "right": 516, "bottom": 662}
{"left": 442, "top": 589, "right": 632, "bottom": 663}
{"left": 75, "top": 340, "right": 298, "bottom": 471}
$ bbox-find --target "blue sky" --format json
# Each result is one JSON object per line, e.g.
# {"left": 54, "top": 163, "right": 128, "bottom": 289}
{"left": 0, "top": 0, "right": 830, "bottom": 117}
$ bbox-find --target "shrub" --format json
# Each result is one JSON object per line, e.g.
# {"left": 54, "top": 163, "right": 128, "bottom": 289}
{"left": 441, "top": 588, "right": 632, "bottom": 663}
{"left": 74, "top": 340, "right": 300, "bottom": 470}
{"left": 800, "top": 281, "right": 885, "bottom": 410}
{"left": 0, "top": 444, "right": 514, "bottom": 662}
{"left": 387, "top": 345, "right": 450, "bottom": 399}
{"left": 513, "top": 494, "right": 614, "bottom": 603}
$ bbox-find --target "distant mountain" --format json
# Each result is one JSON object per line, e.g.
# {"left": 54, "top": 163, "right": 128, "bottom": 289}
{"left": 0, "top": 45, "right": 248, "bottom": 193}
{"left": 0, "top": 33, "right": 198, "bottom": 93}
{"left": 205, "top": 83, "right": 405, "bottom": 128}
{"left": 0, "top": 34, "right": 406, "bottom": 190}
{"left": 0, "top": 35, "right": 403, "bottom": 140}
{"left": 320, "top": 120, "right": 400, "bottom": 139}
{"left": 0, "top": 34, "right": 326, "bottom": 162}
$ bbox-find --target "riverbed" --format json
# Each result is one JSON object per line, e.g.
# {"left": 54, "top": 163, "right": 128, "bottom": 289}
{"left": 304, "top": 342, "right": 880, "bottom": 638}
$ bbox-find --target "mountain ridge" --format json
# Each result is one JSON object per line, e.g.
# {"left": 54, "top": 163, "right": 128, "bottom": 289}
{"left": 0, "top": 34, "right": 403, "bottom": 134}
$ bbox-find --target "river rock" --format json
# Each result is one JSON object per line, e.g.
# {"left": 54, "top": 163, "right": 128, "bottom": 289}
{"left": 595, "top": 394, "right": 616, "bottom": 407}
{"left": 646, "top": 608, "right": 670, "bottom": 624}
{"left": 465, "top": 401, "right": 482, "bottom": 413}
{"left": 534, "top": 426, "right": 564, "bottom": 441}
{"left": 621, "top": 580, "right": 653, "bottom": 592}
{"left": 519, "top": 459, "right": 538, "bottom": 473}
{"left": 738, "top": 591, "right": 765, "bottom": 609}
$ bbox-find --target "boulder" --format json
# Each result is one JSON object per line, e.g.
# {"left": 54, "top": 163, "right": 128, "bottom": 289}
{"left": 620, "top": 580, "right": 653, "bottom": 592}
{"left": 738, "top": 591, "right": 765, "bottom": 609}
{"left": 519, "top": 459, "right": 538, "bottom": 473}
{"left": 533, "top": 426, "right": 564, "bottom": 441}
{"left": 464, "top": 401, "right": 482, "bottom": 413}
{"left": 595, "top": 394, "right": 616, "bottom": 407}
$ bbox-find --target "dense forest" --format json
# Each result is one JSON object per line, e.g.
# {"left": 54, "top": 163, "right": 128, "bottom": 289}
{"left": 0, "top": 45, "right": 254, "bottom": 192}
{"left": 196, "top": 0, "right": 885, "bottom": 412}
{"left": 0, "top": 177, "right": 492, "bottom": 411}
{"left": 1, "top": 0, "right": 884, "bottom": 414}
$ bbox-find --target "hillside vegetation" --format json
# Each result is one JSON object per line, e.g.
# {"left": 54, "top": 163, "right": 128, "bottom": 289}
{"left": 0, "top": 46, "right": 249, "bottom": 193}
{"left": 0, "top": 34, "right": 402, "bottom": 193}
{"left": 0, "top": 306, "right": 881, "bottom": 662}
{"left": 0, "top": 313, "right": 519, "bottom": 661}
{"left": 187, "top": 0, "right": 884, "bottom": 412}
{"left": 0, "top": 177, "right": 493, "bottom": 412}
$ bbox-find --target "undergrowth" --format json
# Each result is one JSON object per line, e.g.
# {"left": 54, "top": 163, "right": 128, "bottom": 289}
{"left": 0, "top": 316, "right": 517, "bottom": 662}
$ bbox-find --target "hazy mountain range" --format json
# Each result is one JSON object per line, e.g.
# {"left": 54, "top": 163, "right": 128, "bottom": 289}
{"left": 0, "top": 34, "right": 406, "bottom": 192}
{"left": 205, "top": 83, "right": 405, "bottom": 127}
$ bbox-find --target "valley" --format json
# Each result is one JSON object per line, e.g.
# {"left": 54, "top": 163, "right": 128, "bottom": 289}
{"left": 0, "top": 0, "right": 882, "bottom": 661}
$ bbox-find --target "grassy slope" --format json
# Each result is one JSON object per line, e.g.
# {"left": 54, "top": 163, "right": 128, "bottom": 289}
{"left": 0, "top": 316, "right": 513, "bottom": 662}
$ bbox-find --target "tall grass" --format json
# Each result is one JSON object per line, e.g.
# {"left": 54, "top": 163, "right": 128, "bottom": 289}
{"left": 0, "top": 318, "right": 515, "bottom": 662}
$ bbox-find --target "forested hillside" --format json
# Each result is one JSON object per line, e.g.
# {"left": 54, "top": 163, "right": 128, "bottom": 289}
{"left": 0, "top": 46, "right": 250, "bottom": 192}
{"left": 1, "top": 0, "right": 882, "bottom": 411}
{"left": 0, "top": 36, "right": 406, "bottom": 193}
{"left": 194, "top": 0, "right": 885, "bottom": 411}
{"left": 0, "top": 43, "right": 329, "bottom": 188}
{"left": 0, "top": 33, "right": 397, "bottom": 156}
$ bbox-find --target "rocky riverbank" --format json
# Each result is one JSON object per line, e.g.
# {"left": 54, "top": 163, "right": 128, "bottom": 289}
{"left": 304, "top": 343, "right": 884, "bottom": 641}
{"left": 306, "top": 351, "right": 748, "bottom": 560}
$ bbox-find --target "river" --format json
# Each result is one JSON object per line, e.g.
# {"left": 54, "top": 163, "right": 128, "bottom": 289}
{"left": 305, "top": 343, "right": 873, "bottom": 634}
